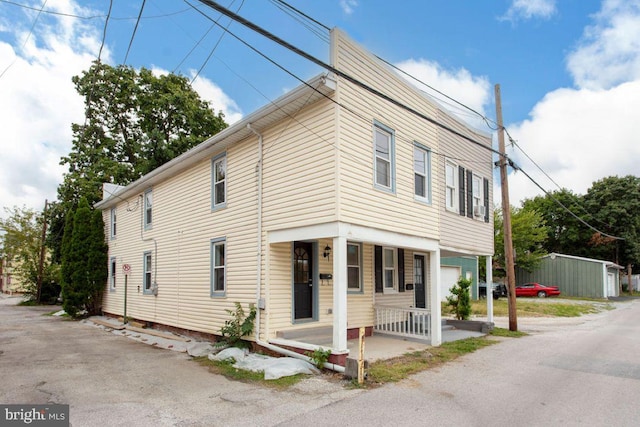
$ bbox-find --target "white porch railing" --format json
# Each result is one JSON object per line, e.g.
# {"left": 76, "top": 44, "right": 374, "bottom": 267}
{"left": 374, "top": 305, "right": 431, "bottom": 341}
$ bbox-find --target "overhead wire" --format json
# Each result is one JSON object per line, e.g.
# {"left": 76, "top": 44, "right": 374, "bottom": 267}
{"left": 192, "top": 0, "right": 624, "bottom": 241}
{"left": 0, "top": 0, "right": 48, "bottom": 79}
{"left": 122, "top": 0, "right": 147, "bottom": 65}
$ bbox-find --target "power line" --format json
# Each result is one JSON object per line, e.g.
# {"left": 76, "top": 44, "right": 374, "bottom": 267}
{"left": 268, "top": 0, "right": 330, "bottom": 43}
{"left": 513, "top": 164, "right": 624, "bottom": 240}
{"left": 196, "top": 0, "right": 505, "bottom": 160}
{"left": 122, "top": 0, "right": 147, "bottom": 65}
{"left": 0, "top": 0, "right": 48, "bottom": 79}
{"left": 187, "top": 0, "right": 246, "bottom": 85}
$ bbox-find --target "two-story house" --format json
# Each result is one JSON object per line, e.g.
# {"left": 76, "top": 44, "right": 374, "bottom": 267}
{"left": 96, "top": 29, "right": 493, "bottom": 366}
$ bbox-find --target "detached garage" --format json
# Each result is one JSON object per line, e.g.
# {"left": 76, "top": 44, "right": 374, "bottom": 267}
{"left": 515, "top": 253, "right": 622, "bottom": 299}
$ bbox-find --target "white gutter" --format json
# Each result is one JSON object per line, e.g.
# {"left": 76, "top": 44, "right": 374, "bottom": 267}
{"left": 246, "top": 124, "right": 344, "bottom": 374}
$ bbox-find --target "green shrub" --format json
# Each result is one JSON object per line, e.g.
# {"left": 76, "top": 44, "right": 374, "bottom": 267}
{"left": 219, "top": 302, "right": 256, "bottom": 347}
{"left": 446, "top": 277, "right": 472, "bottom": 320}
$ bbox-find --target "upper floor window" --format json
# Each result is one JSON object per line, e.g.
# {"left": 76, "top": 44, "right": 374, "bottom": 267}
{"left": 211, "top": 238, "right": 226, "bottom": 296}
{"left": 472, "top": 174, "right": 484, "bottom": 218}
{"left": 414, "top": 144, "right": 431, "bottom": 203}
{"left": 374, "top": 123, "right": 395, "bottom": 192}
{"left": 110, "top": 208, "right": 117, "bottom": 239}
{"left": 212, "top": 154, "right": 227, "bottom": 209}
{"left": 144, "top": 189, "right": 153, "bottom": 229}
{"left": 347, "top": 243, "right": 362, "bottom": 292}
{"left": 445, "top": 160, "right": 458, "bottom": 212}
{"left": 143, "top": 251, "right": 153, "bottom": 294}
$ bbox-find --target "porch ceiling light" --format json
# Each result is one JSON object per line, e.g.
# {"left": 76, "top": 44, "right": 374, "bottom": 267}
{"left": 323, "top": 245, "right": 331, "bottom": 258}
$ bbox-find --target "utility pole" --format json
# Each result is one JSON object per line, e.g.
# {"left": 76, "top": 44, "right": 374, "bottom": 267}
{"left": 36, "top": 199, "right": 48, "bottom": 304}
{"left": 495, "top": 85, "right": 517, "bottom": 331}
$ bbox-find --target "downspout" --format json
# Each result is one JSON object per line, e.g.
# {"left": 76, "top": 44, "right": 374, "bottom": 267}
{"left": 247, "top": 124, "right": 344, "bottom": 373}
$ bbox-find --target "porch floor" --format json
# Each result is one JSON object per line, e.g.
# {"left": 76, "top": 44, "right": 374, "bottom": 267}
{"left": 276, "top": 327, "right": 485, "bottom": 362}
{"left": 347, "top": 329, "right": 485, "bottom": 361}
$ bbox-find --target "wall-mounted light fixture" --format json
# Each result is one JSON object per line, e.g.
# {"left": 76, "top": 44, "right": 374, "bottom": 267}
{"left": 323, "top": 245, "right": 331, "bottom": 258}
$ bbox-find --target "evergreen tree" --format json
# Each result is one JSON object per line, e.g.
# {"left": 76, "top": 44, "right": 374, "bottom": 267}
{"left": 60, "top": 198, "right": 107, "bottom": 316}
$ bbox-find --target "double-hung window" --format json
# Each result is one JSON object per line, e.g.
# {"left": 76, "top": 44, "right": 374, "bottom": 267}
{"left": 383, "top": 247, "right": 397, "bottom": 292}
{"left": 347, "top": 243, "right": 362, "bottom": 292}
{"left": 110, "top": 257, "right": 117, "bottom": 291}
{"left": 110, "top": 208, "right": 117, "bottom": 239}
{"left": 374, "top": 123, "right": 395, "bottom": 192}
{"left": 414, "top": 144, "right": 431, "bottom": 203}
{"left": 144, "top": 189, "right": 153, "bottom": 229}
{"left": 472, "top": 174, "right": 483, "bottom": 218}
{"left": 212, "top": 154, "right": 227, "bottom": 209}
{"left": 143, "top": 251, "right": 152, "bottom": 293}
{"left": 445, "top": 160, "right": 458, "bottom": 212}
{"left": 211, "top": 238, "right": 226, "bottom": 296}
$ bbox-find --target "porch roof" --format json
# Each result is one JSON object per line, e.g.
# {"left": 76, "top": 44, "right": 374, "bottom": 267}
{"left": 267, "top": 221, "right": 439, "bottom": 253}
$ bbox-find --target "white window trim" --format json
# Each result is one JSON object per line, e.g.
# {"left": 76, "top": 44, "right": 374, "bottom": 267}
{"left": 382, "top": 247, "right": 398, "bottom": 294}
{"left": 373, "top": 122, "right": 395, "bottom": 193}
{"left": 109, "top": 257, "right": 117, "bottom": 292}
{"left": 445, "top": 160, "right": 458, "bottom": 212}
{"left": 472, "top": 174, "right": 484, "bottom": 220}
{"left": 211, "top": 153, "right": 227, "bottom": 210}
{"left": 110, "top": 208, "right": 117, "bottom": 239}
{"left": 143, "top": 251, "right": 153, "bottom": 294}
{"left": 414, "top": 143, "right": 432, "bottom": 204}
{"left": 211, "top": 237, "right": 226, "bottom": 297}
{"left": 347, "top": 242, "right": 363, "bottom": 293}
{"left": 143, "top": 189, "right": 153, "bottom": 230}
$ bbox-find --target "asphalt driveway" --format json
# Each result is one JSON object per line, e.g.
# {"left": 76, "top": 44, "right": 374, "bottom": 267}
{"left": 0, "top": 297, "right": 358, "bottom": 426}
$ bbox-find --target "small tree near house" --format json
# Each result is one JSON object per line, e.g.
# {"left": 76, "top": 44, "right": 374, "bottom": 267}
{"left": 446, "top": 277, "right": 472, "bottom": 320}
{"left": 60, "top": 198, "right": 108, "bottom": 317}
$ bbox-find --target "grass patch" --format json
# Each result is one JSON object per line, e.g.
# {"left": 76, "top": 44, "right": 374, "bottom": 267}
{"left": 367, "top": 337, "right": 497, "bottom": 385}
{"left": 17, "top": 299, "right": 38, "bottom": 306}
{"left": 490, "top": 327, "right": 527, "bottom": 338}
{"left": 193, "top": 356, "right": 308, "bottom": 389}
{"left": 465, "top": 299, "right": 611, "bottom": 318}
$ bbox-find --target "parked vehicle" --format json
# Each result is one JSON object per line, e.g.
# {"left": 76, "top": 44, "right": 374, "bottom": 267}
{"left": 515, "top": 282, "right": 561, "bottom": 298}
{"left": 479, "top": 282, "right": 508, "bottom": 300}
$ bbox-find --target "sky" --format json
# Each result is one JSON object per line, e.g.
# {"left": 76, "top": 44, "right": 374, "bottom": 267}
{"left": 1, "top": 0, "right": 640, "bottom": 219}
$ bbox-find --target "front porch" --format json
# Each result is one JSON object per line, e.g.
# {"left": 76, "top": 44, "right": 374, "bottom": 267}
{"left": 271, "top": 319, "right": 486, "bottom": 363}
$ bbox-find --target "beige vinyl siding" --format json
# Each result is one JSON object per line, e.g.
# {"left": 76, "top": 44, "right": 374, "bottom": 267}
{"left": 437, "top": 109, "right": 494, "bottom": 255}
{"left": 332, "top": 30, "right": 439, "bottom": 238}
{"left": 374, "top": 248, "right": 418, "bottom": 308}
{"left": 102, "top": 136, "right": 260, "bottom": 335}
{"left": 262, "top": 99, "right": 337, "bottom": 231}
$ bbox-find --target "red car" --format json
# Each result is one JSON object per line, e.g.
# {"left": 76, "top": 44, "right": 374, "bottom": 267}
{"left": 515, "top": 282, "right": 561, "bottom": 298}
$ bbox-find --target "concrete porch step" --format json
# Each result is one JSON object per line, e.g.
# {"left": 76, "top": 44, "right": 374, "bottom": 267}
{"left": 276, "top": 326, "right": 333, "bottom": 346}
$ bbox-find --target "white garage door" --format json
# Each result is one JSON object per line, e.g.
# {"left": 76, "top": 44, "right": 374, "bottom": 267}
{"left": 440, "top": 266, "right": 462, "bottom": 302}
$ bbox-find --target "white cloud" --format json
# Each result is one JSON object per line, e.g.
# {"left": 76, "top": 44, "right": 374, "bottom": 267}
{"left": 567, "top": 0, "right": 640, "bottom": 90}
{"left": 0, "top": 1, "right": 102, "bottom": 216}
{"left": 503, "top": 0, "right": 640, "bottom": 205}
{"left": 0, "top": 1, "right": 243, "bottom": 219}
{"left": 395, "top": 58, "right": 492, "bottom": 129}
{"left": 500, "top": 0, "right": 557, "bottom": 22}
{"left": 190, "top": 73, "right": 244, "bottom": 125}
{"left": 505, "top": 81, "right": 640, "bottom": 205}
{"left": 339, "top": 0, "right": 358, "bottom": 15}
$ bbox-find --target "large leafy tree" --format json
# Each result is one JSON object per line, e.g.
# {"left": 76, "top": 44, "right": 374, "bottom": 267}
{"left": 51, "top": 61, "right": 228, "bottom": 261}
{"left": 583, "top": 176, "right": 640, "bottom": 273}
{"left": 60, "top": 198, "right": 108, "bottom": 317}
{"left": 494, "top": 205, "right": 547, "bottom": 276}
{"left": 0, "top": 206, "right": 60, "bottom": 302}
{"left": 58, "top": 61, "right": 228, "bottom": 207}
{"left": 521, "top": 189, "right": 594, "bottom": 258}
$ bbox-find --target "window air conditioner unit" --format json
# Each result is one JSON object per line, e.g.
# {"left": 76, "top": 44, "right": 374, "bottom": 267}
{"left": 474, "top": 205, "right": 486, "bottom": 217}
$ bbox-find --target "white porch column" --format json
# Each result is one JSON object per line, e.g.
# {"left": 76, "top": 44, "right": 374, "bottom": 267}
{"left": 486, "top": 255, "right": 494, "bottom": 324}
{"left": 430, "top": 248, "right": 442, "bottom": 346}
{"left": 332, "top": 236, "right": 348, "bottom": 352}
